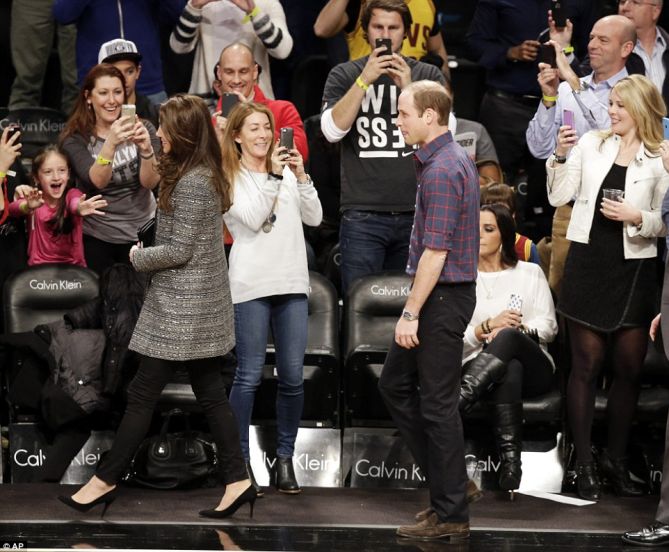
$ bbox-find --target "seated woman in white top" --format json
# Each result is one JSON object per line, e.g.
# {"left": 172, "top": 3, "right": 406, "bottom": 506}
{"left": 221, "top": 102, "right": 322, "bottom": 496}
{"left": 461, "top": 203, "right": 558, "bottom": 495}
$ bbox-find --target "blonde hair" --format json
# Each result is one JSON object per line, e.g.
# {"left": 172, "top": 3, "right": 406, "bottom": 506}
{"left": 598, "top": 74, "right": 666, "bottom": 154}
{"left": 220, "top": 102, "right": 275, "bottom": 192}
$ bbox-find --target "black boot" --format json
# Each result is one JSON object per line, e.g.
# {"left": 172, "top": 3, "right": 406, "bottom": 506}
{"left": 575, "top": 460, "right": 601, "bottom": 501}
{"left": 493, "top": 402, "right": 523, "bottom": 495}
{"left": 275, "top": 457, "right": 301, "bottom": 494}
{"left": 246, "top": 461, "right": 264, "bottom": 498}
{"left": 460, "top": 353, "right": 507, "bottom": 414}
{"left": 598, "top": 450, "right": 645, "bottom": 497}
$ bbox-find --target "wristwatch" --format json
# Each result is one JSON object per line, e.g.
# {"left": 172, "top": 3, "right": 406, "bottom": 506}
{"left": 402, "top": 310, "right": 419, "bottom": 322}
{"left": 552, "top": 150, "right": 567, "bottom": 164}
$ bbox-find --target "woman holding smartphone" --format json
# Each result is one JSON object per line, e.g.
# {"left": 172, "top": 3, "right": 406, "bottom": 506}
{"left": 221, "top": 102, "right": 322, "bottom": 496}
{"left": 60, "top": 63, "right": 160, "bottom": 274}
{"left": 549, "top": 74, "right": 669, "bottom": 501}
{"left": 458, "top": 203, "right": 557, "bottom": 497}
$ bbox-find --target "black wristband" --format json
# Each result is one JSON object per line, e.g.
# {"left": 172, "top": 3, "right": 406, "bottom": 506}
{"left": 269, "top": 172, "right": 283, "bottom": 180}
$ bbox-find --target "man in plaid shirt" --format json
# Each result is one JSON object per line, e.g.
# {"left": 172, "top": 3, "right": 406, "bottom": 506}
{"left": 379, "top": 80, "right": 480, "bottom": 542}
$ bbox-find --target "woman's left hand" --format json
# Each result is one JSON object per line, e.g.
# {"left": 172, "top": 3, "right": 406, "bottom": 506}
{"left": 286, "top": 148, "right": 307, "bottom": 182}
{"left": 600, "top": 197, "right": 642, "bottom": 225}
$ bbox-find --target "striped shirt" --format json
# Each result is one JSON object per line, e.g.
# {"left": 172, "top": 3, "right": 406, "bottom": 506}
{"left": 407, "top": 131, "right": 480, "bottom": 283}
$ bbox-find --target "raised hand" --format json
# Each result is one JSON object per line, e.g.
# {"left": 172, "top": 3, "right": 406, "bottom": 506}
{"left": 108, "top": 116, "right": 136, "bottom": 147}
{"left": 25, "top": 188, "right": 44, "bottom": 210}
{"left": 270, "top": 140, "right": 289, "bottom": 175}
{"left": 77, "top": 194, "right": 108, "bottom": 217}
{"left": 359, "top": 45, "right": 395, "bottom": 87}
{"left": 555, "top": 124, "right": 577, "bottom": 157}
{"left": 285, "top": 148, "right": 307, "bottom": 182}
{"left": 507, "top": 40, "right": 541, "bottom": 62}
{"left": 386, "top": 53, "right": 412, "bottom": 90}
{"left": 0, "top": 126, "right": 22, "bottom": 173}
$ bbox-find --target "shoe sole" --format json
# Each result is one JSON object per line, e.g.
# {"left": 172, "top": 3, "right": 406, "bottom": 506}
{"left": 278, "top": 488, "right": 302, "bottom": 495}
{"left": 621, "top": 535, "right": 669, "bottom": 547}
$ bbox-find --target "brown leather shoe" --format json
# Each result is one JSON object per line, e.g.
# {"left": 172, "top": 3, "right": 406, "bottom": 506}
{"left": 415, "top": 480, "right": 482, "bottom": 522}
{"left": 397, "top": 513, "right": 470, "bottom": 540}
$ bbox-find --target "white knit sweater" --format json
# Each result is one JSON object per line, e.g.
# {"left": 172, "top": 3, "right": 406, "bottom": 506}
{"left": 223, "top": 166, "right": 322, "bottom": 304}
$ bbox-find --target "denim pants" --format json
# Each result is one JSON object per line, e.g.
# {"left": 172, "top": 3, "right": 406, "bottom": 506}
{"left": 378, "top": 283, "right": 476, "bottom": 523}
{"left": 229, "top": 294, "right": 308, "bottom": 460}
{"left": 339, "top": 209, "right": 413, "bottom": 293}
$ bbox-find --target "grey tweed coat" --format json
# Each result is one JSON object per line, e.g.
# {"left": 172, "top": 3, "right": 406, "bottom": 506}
{"left": 129, "top": 166, "right": 235, "bottom": 361}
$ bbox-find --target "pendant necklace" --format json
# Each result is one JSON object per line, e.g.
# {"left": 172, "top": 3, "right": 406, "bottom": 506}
{"left": 478, "top": 270, "right": 502, "bottom": 300}
{"left": 242, "top": 161, "right": 280, "bottom": 233}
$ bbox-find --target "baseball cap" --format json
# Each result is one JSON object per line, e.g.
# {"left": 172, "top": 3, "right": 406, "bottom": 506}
{"left": 98, "top": 39, "right": 142, "bottom": 65}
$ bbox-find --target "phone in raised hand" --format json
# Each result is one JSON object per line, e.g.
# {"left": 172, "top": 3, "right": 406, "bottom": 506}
{"left": 121, "top": 104, "right": 136, "bottom": 120}
{"left": 563, "top": 109, "right": 575, "bottom": 129}
{"left": 375, "top": 37, "right": 393, "bottom": 57}
{"left": 279, "top": 127, "right": 294, "bottom": 152}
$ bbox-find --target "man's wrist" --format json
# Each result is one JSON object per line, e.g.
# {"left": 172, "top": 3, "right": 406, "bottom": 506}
{"left": 402, "top": 309, "right": 419, "bottom": 322}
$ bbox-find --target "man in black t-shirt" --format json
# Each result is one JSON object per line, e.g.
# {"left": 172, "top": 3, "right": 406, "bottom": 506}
{"left": 320, "top": 0, "right": 444, "bottom": 293}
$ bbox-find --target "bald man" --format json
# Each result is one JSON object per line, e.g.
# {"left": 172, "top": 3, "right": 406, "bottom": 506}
{"left": 526, "top": 15, "right": 636, "bottom": 294}
{"left": 213, "top": 42, "right": 308, "bottom": 160}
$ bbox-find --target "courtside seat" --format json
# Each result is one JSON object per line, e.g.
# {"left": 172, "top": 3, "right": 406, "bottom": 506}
{"left": 254, "top": 271, "right": 341, "bottom": 427}
{"left": 2, "top": 265, "right": 99, "bottom": 421}
{"left": 343, "top": 271, "right": 410, "bottom": 426}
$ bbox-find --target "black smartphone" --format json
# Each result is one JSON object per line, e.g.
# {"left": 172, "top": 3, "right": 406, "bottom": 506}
{"left": 539, "top": 44, "right": 557, "bottom": 68}
{"left": 221, "top": 93, "right": 240, "bottom": 117}
{"left": 375, "top": 37, "right": 393, "bottom": 57}
{"left": 551, "top": 0, "right": 566, "bottom": 28}
{"left": 279, "top": 127, "right": 294, "bottom": 151}
{"left": 6, "top": 123, "right": 20, "bottom": 141}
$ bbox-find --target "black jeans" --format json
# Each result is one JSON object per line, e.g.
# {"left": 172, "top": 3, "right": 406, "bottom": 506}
{"left": 83, "top": 234, "right": 133, "bottom": 275}
{"left": 379, "top": 282, "right": 476, "bottom": 523}
{"left": 96, "top": 355, "right": 247, "bottom": 485}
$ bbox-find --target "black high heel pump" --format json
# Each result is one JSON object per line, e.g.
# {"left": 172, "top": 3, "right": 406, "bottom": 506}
{"left": 199, "top": 485, "right": 257, "bottom": 519}
{"left": 58, "top": 488, "right": 118, "bottom": 518}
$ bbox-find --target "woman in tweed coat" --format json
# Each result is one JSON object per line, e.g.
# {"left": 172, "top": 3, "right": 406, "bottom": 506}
{"left": 59, "top": 95, "right": 256, "bottom": 519}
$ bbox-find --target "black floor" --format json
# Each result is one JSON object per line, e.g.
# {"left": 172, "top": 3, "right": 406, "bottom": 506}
{"left": 0, "top": 484, "right": 660, "bottom": 550}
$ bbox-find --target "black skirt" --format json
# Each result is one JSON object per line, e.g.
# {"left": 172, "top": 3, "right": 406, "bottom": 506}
{"left": 558, "top": 164, "right": 656, "bottom": 332}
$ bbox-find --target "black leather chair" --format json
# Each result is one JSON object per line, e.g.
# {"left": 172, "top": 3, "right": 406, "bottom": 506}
{"left": 342, "top": 271, "right": 565, "bottom": 428}
{"left": 5, "top": 107, "right": 67, "bottom": 160}
{"left": 2, "top": 264, "right": 99, "bottom": 421}
{"left": 343, "top": 271, "right": 410, "bottom": 426}
{"left": 254, "top": 271, "right": 341, "bottom": 427}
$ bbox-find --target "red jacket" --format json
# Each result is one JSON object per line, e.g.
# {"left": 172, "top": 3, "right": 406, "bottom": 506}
{"left": 215, "top": 85, "right": 309, "bottom": 161}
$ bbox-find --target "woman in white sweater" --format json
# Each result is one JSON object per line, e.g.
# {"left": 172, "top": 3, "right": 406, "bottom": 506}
{"left": 548, "top": 75, "right": 669, "bottom": 501}
{"left": 221, "top": 102, "right": 322, "bottom": 496}
{"left": 460, "top": 204, "right": 557, "bottom": 496}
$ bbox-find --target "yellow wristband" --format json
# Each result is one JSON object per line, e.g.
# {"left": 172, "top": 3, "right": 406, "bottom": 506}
{"left": 242, "top": 6, "right": 260, "bottom": 23}
{"left": 356, "top": 76, "right": 369, "bottom": 91}
{"left": 19, "top": 201, "right": 31, "bottom": 214}
{"left": 562, "top": 45, "right": 574, "bottom": 55}
{"left": 542, "top": 95, "right": 558, "bottom": 102}
{"left": 96, "top": 154, "right": 112, "bottom": 166}
{"left": 0, "top": 171, "right": 6, "bottom": 179}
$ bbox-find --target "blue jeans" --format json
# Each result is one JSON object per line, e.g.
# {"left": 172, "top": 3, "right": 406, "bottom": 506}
{"left": 229, "top": 294, "right": 308, "bottom": 460}
{"left": 339, "top": 209, "right": 413, "bottom": 293}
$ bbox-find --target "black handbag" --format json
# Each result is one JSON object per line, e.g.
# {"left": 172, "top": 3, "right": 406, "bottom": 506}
{"left": 124, "top": 409, "right": 218, "bottom": 489}
{"left": 137, "top": 217, "right": 156, "bottom": 247}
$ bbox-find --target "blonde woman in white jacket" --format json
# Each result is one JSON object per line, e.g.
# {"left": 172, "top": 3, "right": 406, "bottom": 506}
{"left": 547, "top": 74, "right": 669, "bottom": 502}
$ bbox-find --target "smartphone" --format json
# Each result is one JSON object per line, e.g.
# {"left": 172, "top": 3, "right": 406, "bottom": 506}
{"left": 539, "top": 43, "right": 557, "bottom": 68}
{"left": 563, "top": 109, "right": 575, "bottom": 129}
{"left": 663, "top": 117, "right": 669, "bottom": 140}
{"left": 279, "top": 127, "right": 294, "bottom": 151}
{"left": 551, "top": 0, "right": 566, "bottom": 28}
{"left": 221, "top": 93, "right": 240, "bottom": 117}
{"left": 121, "top": 104, "right": 136, "bottom": 120}
{"left": 507, "top": 294, "right": 523, "bottom": 312}
{"left": 6, "top": 123, "right": 20, "bottom": 141}
{"left": 375, "top": 37, "right": 393, "bottom": 57}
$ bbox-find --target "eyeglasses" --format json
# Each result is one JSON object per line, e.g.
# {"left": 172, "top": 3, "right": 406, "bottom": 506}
{"left": 619, "top": 0, "right": 659, "bottom": 6}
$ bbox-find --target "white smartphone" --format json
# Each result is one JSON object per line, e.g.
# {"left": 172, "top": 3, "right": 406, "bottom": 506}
{"left": 121, "top": 104, "right": 136, "bottom": 120}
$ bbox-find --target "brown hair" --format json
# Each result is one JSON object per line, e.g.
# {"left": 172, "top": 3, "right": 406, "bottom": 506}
{"left": 481, "top": 182, "right": 516, "bottom": 216}
{"left": 481, "top": 204, "right": 518, "bottom": 268}
{"left": 60, "top": 64, "right": 127, "bottom": 142}
{"left": 402, "top": 80, "right": 452, "bottom": 126}
{"left": 156, "top": 94, "right": 231, "bottom": 213}
{"left": 220, "top": 102, "right": 275, "bottom": 188}
{"left": 31, "top": 145, "right": 74, "bottom": 235}
{"left": 361, "top": 0, "right": 412, "bottom": 38}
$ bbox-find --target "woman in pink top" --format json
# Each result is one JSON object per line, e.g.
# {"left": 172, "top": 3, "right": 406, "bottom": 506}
{"left": 9, "top": 145, "right": 107, "bottom": 266}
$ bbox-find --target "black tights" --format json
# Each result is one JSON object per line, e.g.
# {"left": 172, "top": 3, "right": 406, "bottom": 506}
{"left": 566, "top": 321, "right": 647, "bottom": 462}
